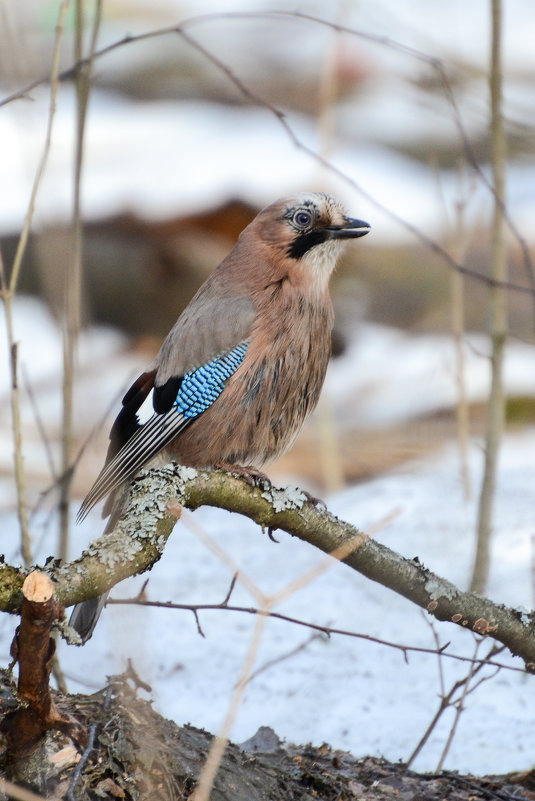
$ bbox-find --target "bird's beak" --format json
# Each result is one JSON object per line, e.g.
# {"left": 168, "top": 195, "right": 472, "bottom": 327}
{"left": 323, "top": 217, "right": 371, "bottom": 239}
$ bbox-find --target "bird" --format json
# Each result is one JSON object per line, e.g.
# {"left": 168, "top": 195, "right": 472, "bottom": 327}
{"left": 70, "top": 192, "right": 370, "bottom": 641}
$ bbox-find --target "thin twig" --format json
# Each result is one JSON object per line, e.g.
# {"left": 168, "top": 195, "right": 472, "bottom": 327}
{"left": 1, "top": 12, "right": 533, "bottom": 300}
{"left": 67, "top": 721, "right": 96, "bottom": 801}
{"left": 435, "top": 643, "right": 504, "bottom": 771}
{"left": 221, "top": 573, "right": 238, "bottom": 606}
{"left": 314, "top": 2, "right": 348, "bottom": 493}
{"left": 423, "top": 612, "right": 446, "bottom": 697}
{"left": 22, "top": 365, "right": 58, "bottom": 482}
{"left": 247, "top": 632, "right": 322, "bottom": 684}
{"left": 8, "top": 1, "right": 69, "bottom": 296}
{"left": 0, "top": 0, "right": 70, "bottom": 566}
{"left": 7, "top": 341, "right": 31, "bottom": 566}
{"left": 106, "top": 596, "right": 523, "bottom": 673}
{"left": 59, "top": 0, "right": 103, "bottom": 563}
{"left": 434, "top": 639, "right": 482, "bottom": 772}
{"left": 406, "top": 637, "right": 505, "bottom": 768}
{"left": 450, "top": 164, "right": 474, "bottom": 500}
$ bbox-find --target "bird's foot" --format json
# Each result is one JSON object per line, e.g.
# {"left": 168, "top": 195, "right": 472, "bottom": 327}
{"left": 300, "top": 489, "right": 327, "bottom": 509}
{"left": 215, "top": 462, "right": 272, "bottom": 491}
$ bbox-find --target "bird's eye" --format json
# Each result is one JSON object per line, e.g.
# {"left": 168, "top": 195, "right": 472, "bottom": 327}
{"left": 293, "top": 210, "right": 312, "bottom": 229}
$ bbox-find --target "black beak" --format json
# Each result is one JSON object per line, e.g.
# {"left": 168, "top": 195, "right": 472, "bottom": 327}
{"left": 324, "top": 217, "right": 371, "bottom": 239}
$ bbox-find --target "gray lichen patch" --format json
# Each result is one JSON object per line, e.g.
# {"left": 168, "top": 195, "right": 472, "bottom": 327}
{"left": 172, "top": 464, "right": 199, "bottom": 483}
{"left": 261, "top": 485, "right": 307, "bottom": 513}
{"left": 516, "top": 606, "right": 534, "bottom": 627}
{"left": 99, "top": 536, "right": 143, "bottom": 569}
{"left": 57, "top": 618, "right": 83, "bottom": 645}
{"left": 424, "top": 577, "right": 459, "bottom": 602}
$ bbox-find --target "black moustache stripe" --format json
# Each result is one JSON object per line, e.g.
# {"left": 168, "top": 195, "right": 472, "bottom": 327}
{"left": 287, "top": 229, "right": 329, "bottom": 259}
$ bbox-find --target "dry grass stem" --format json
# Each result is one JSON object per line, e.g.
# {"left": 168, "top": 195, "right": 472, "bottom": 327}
{"left": 0, "top": 0, "right": 70, "bottom": 565}
{"left": 59, "top": 0, "right": 103, "bottom": 562}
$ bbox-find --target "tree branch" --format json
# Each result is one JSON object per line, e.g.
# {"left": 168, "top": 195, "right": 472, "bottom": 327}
{"left": 1, "top": 465, "right": 535, "bottom": 667}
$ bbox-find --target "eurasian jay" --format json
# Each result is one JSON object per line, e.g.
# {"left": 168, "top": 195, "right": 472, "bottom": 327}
{"left": 70, "top": 192, "right": 370, "bottom": 640}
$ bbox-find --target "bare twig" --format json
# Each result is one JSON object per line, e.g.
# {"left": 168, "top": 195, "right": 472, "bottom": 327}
{"left": 471, "top": 0, "right": 508, "bottom": 595}
{"left": 107, "top": 593, "right": 523, "bottom": 672}
{"left": 6, "top": 341, "right": 31, "bottom": 567}
{"left": 314, "top": 2, "right": 348, "bottom": 493}
{"left": 66, "top": 722, "right": 96, "bottom": 801}
{"left": 0, "top": 0, "right": 70, "bottom": 566}
{"left": 406, "top": 637, "right": 505, "bottom": 768}
{"left": 424, "top": 613, "right": 447, "bottom": 697}
{"left": 1, "top": 11, "right": 533, "bottom": 300}
{"left": 435, "top": 642, "right": 503, "bottom": 771}
{"left": 221, "top": 574, "right": 238, "bottom": 606}
{"left": 22, "top": 365, "right": 58, "bottom": 483}
{"left": 59, "top": 0, "right": 103, "bottom": 562}
{"left": 247, "top": 632, "right": 323, "bottom": 684}
{"left": 431, "top": 158, "right": 473, "bottom": 500}
{"left": 7, "top": 1, "right": 69, "bottom": 297}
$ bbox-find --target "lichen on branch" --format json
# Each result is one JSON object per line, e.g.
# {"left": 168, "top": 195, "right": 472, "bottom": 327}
{"left": 1, "top": 464, "right": 535, "bottom": 668}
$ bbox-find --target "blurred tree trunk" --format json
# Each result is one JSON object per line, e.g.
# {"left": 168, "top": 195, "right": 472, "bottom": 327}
{"left": 470, "top": 0, "right": 507, "bottom": 595}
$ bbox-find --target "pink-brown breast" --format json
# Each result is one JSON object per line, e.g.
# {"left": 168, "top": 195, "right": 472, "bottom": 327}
{"left": 167, "top": 275, "right": 334, "bottom": 468}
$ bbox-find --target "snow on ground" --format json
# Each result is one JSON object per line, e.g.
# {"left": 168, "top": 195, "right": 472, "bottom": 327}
{"left": 1, "top": 297, "right": 535, "bottom": 775}
{"left": 326, "top": 324, "right": 535, "bottom": 427}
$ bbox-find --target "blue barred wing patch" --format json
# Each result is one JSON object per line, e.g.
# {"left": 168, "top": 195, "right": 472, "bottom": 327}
{"left": 175, "top": 342, "right": 249, "bottom": 418}
{"left": 77, "top": 341, "right": 249, "bottom": 521}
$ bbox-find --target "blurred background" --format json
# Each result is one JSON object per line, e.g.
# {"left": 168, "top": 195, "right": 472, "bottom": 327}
{"left": 2, "top": 0, "right": 535, "bottom": 502}
{"left": 1, "top": 0, "right": 535, "bottom": 773}
{"left": 1, "top": 0, "right": 535, "bottom": 499}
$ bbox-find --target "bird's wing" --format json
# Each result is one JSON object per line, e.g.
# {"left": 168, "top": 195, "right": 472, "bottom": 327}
{"left": 77, "top": 294, "right": 255, "bottom": 521}
{"left": 154, "top": 293, "right": 256, "bottom": 390}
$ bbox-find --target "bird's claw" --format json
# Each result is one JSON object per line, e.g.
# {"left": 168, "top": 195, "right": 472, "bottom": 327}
{"left": 216, "top": 462, "right": 272, "bottom": 491}
{"left": 301, "top": 489, "right": 327, "bottom": 509}
{"left": 267, "top": 527, "right": 280, "bottom": 543}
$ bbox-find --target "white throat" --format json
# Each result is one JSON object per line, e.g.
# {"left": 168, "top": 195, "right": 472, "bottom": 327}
{"left": 300, "top": 239, "right": 346, "bottom": 290}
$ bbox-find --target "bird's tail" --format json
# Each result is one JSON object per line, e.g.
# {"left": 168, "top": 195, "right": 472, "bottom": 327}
{"left": 69, "top": 593, "right": 110, "bottom": 643}
{"left": 69, "top": 495, "right": 126, "bottom": 643}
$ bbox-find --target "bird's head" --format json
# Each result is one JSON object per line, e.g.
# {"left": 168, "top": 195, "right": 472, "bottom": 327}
{"left": 249, "top": 192, "right": 370, "bottom": 289}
